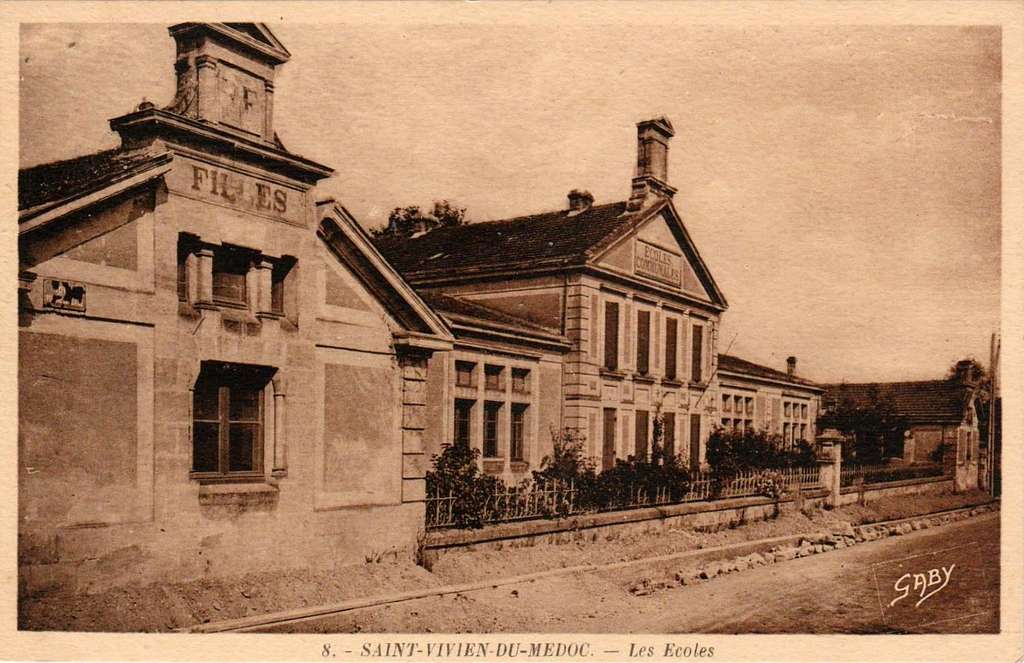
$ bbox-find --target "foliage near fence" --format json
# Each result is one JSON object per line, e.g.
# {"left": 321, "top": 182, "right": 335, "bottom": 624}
{"left": 424, "top": 426, "right": 824, "bottom": 530}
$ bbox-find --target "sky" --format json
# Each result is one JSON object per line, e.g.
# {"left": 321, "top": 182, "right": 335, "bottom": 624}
{"left": 19, "top": 22, "right": 1001, "bottom": 384}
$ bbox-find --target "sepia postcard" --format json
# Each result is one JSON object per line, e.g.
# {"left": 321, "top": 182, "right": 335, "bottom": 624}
{"left": 2, "top": 2, "right": 1022, "bottom": 662}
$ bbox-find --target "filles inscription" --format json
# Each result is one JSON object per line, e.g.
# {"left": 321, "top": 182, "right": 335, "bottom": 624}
{"left": 190, "top": 164, "right": 288, "bottom": 215}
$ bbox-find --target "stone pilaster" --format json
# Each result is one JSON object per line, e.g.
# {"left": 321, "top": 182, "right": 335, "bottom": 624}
{"left": 399, "top": 351, "right": 430, "bottom": 503}
{"left": 195, "top": 248, "right": 214, "bottom": 307}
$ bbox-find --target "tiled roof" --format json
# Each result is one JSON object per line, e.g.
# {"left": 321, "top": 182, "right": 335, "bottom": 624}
{"left": 821, "top": 380, "right": 971, "bottom": 425}
{"left": 718, "top": 353, "right": 821, "bottom": 390}
{"left": 19, "top": 148, "right": 168, "bottom": 214}
{"left": 375, "top": 201, "right": 640, "bottom": 280}
{"left": 417, "top": 291, "right": 566, "bottom": 344}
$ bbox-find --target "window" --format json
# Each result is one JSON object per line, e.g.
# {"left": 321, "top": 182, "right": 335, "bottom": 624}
{"left": 746, "top": 397, "right": 754, "bottom": 416}
{"left": 635, "top": 410, "right": 649, "bottom": 461}
{"left": 602, "top": 408, "right": 617, "bottom": 471}
{"left": 604, "top": 301, "right": 619, "bottom": 371}
{"left": 664, "top": 318, "right": 678, "bottom": 381}
{"left": 783, "top": 423, "right": 791, "bottom": 447}
{"left": 454, "top": 399, "right": 473, "bottom": 447}
{"left": 512, "top": 368, "right": 530, "bottom": 394}
{"left": 691, "top": 324, "right": 703, "bottom": 383}
{"left": 636, "top": 310, "right": 650, "bottom": 375}
{"left": 663, "top": 412, "right": 676, "bottom": 459}
{"left": 784, "top": 402, "right": 792, "bottom": 418}
{"left": 485, "top": 365, "right": 503, "bottom": 391}
{"left": 722, "top": 394, "right": 731, "bottom": 412}
{"left": 271, "top": 257, "right": 295, "bottom": 316}
{"left": 212, "top": 246, "right": 252, "bottom": 306}
{"left": 484, "top": 402, "right": 501, "bottom": 458}
{"left": 511, "top": 405, "right": 527, "bottom": 461}
{"left": 689, "top": 414, "right": 702, "bottom": 469}
{"left": 801, "top": 404, "right": 808, "bottom": 420}
{"left": 192, "top": 363, "right": 273, "bottom": 479}
{"left": 455, "top": 361, "right": 475, "bottom": 388}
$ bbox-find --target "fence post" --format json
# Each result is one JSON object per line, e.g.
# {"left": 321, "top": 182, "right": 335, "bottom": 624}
{"left": 817, "top": 429, "right": 844, "bottom": 507}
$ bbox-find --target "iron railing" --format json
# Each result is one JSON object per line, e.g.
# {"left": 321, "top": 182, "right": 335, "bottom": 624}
{"left": 426, "top": 465, "right": 823, "bottom": 530}
{"left": 839, "top": 462, "right": 946, "bottom": 488}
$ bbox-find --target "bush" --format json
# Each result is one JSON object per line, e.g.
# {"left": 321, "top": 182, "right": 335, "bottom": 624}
{"left": 425, "top": 443, "right": 503, "bottom": 529}
{"left": 705, "top": 427, "right": 815, "bottom": 478}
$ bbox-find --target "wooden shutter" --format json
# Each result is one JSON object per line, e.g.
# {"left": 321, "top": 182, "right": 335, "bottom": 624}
{"left": 689, "top": 414, "right": 702, "bottom": 469}
{"left": 691, "top": 324, "right": 703, "bottom": 383}
{"left": 635, "top": 410, "right": 649, "bottom": 460}
{"left": 663, "top": 412, "right": 676, "bottom": 458}
{"left": 665, "top": 318, "right": 678, "bottom": 381}
{"left": 604, "top": 301, "right": 619, "bottom": 371}
{"left": 636, "top": 310, "right": 650, "bottom": 375}
{"left": 602, "top": 408, "right": 617, "bottom": 471}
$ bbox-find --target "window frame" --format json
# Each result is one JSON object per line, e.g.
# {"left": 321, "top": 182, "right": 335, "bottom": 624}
{"left": 604, "top": 300, "right": 620, "bottom": 371}
{"left": 636, "top": 309, "right": 651, "bottom": 375}
{"left": 191, "top": 365, "right": 270, "bottom": 482}
{"left": 664, "top": 317, "right": 678, "bottom": 381}
{"left": 211, "top": 245, "right": 253, "bottom": 308}
{"left": 454, "top": 398, "right": 474, "bottom": 447}
{"left": 690, "top": 323, "right": 703, "bottom": 383}
{"left": 484, "top": 364, "right": 504, "bottom": 392}
{"left": 483, "top": 401, "right": 502, "bottom": 458}
{"left": 510, "top": 404, "right": 527, "bottom": 462}
{"left": 455, "top": 361, "right": 476, "bottom": 388}
{"left": 511, "top": 368, "right": 530, "bottom": 394}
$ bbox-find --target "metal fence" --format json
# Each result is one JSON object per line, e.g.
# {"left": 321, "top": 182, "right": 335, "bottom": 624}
{"left": 839, "top": 462, "right": 946, "bottom": 488}
{"left": 426, "top": 465, "right": 823, "bottom": 530}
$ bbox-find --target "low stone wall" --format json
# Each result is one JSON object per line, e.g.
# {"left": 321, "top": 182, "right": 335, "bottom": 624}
{"left": 424, "top": 475, "right": 957, "bottom": 561}
{"left": 837, "top": 476, "right": 953, "bottom": 506}
{"left": 423, "top": 489, "right": 829, "bottom": 561}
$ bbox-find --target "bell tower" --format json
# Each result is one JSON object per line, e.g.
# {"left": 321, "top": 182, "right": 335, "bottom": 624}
{"left": 166, "top": 23, "right": 290, "bottom": 144}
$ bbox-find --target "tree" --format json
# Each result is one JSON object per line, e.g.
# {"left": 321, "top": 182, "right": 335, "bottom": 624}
{"left": 946, "top": 357, "right": 986, "bottom": 384}
{"left": 818, "top": 385, "right": 906, "bottom": 462}
{"left": 371, "top": 199, "right": 466, "bottom": 239}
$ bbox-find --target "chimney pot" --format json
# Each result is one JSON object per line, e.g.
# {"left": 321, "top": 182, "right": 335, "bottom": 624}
{"left": 786, "top": 356, "right": 797, "bottom": 377}
{"left": 567, "top": 189, "right": 594, "bottom": 214}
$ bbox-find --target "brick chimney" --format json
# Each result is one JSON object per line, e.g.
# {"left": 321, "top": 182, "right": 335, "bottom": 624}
{"left": 567, "top": 189, "right": 594, "bottom": 215}
{"left": 786, "top": 356, "right": 797, "bottom": 377}
{"left": 627, "top": 117, "right": 677, "bottom": 211}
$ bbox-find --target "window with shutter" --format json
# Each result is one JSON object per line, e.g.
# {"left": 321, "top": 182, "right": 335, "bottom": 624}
{"left": 635, "top": 410, "right": 649, "bottom": 461}
{"left": 665, "top": 318, "right": 678, "bottom": 380}
{"left": 663, "top": 412, "right": 676, "bottom": 459}
{"left": 636, "top": 310, "right": 650, "bottom": 375}
{"left": 691, "top": 324, "right": 703, "bottom": 383}
{"left": 604, "top": 301, "right": 619, "bottom": 371}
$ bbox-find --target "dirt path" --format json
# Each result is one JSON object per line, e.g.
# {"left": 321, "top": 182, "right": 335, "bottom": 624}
{"left": 269, "top": 512, "right": 999, "bottom": 634}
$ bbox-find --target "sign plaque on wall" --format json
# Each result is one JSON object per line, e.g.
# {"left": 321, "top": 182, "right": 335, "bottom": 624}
{"left": 44, "top": 279, "right": 86, "bottom": 312}
{"left": 634, "top": 240, "right": 682, "bottom": 287}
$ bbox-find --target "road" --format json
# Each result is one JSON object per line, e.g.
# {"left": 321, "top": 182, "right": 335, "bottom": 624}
{"left": 266, "top": 512, "right": 999, "bottom": 634}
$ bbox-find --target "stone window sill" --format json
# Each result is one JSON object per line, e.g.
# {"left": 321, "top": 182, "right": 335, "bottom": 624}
{"left": 661, "top": 379, "right": 684, "bottom": 388}
{"left": 600, "top": 369, "right": 626, "bottom": 381}
{"left": 198, "top": 481, "right": 279, "bottom": 507}
{"left": 633, "top": 374, "right": 656, "bottom": 384}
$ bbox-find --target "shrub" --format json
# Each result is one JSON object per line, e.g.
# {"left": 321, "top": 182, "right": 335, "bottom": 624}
{"left": 706, "top": 427, "right": 815, "bottom": 478}
{"left": 426, "top": 443, "right": 503, "bottom": 529}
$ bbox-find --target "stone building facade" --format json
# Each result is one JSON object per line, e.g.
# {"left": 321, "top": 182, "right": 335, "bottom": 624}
{"left": 17, "top": 23, "right": 452, "bottom": 595}
{"left": 377, "top": 119, "right": 823, "bottom": 480}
